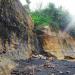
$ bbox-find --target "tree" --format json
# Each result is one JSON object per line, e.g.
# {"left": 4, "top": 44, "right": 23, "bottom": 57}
{"left": 26, "top": 0, "right": 31, "bottom": 4}
{"left": 31, "top": 3, "right": 71, "bottom": 32}
{"left": 24, "top": 0, "right": 31, "bottom": 13}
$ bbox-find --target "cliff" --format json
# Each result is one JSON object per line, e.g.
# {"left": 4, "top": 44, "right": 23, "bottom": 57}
{"left": 0, "top": 0, "right": 75, "bottom": 75}
{"left": 0, "top": 0, "right": 37, "bottom": 74}
{"left": 0, "top": 0, "right": 35, "bottom": 59}
{"left": 36, "top": 26, "right": 75, "bottom": 59}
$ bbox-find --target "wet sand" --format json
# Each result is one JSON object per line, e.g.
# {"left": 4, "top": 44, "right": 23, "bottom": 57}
{"left": 11, "top": 56, "right": 75, "bottom": 75}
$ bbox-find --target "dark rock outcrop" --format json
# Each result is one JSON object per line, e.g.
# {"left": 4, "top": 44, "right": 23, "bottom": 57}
{"left": 0, "top": 0, "right": 35, "bottom": 59}
{"left": 0, "top": 0, "right": 36, "bottom": 74}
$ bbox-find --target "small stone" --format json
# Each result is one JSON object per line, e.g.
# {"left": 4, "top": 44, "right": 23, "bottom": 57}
{"left": 59, "top": 71, "right": 63, "bottom": 74}
{"left": 38, "top": 54, "right": 46, "bottom": 59}
{"left": 30, "top": 72, "right": 33, "bottom": 75}
{"left": 66, "top": 71, "right": 70, "bottom": 73}
{"left": 37, "top": 68, "right": 42, "bottom": 72}
{"left": 51, "top": 73, "right": 55, "bottom": 75}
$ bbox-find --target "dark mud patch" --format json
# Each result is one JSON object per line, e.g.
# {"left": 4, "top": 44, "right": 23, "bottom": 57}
{"left": 11, "top": 56, "right": 75, "bottom": 75}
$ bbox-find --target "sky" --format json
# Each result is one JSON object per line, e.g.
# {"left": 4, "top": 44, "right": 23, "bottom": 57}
{"left": 20, "top": 0, "right": 75, "bottom": 16}
{"left": 19, "top": 0, "right": 75, "bottom": 31}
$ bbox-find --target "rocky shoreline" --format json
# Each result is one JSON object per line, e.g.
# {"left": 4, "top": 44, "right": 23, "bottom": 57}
{"left": 10, "top": 54, "right": 75, "bottom": 75}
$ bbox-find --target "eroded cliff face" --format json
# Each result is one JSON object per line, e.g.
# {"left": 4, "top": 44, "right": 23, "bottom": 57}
{"left": 0, "top": 0, "right": 36, "bottom": 74}
{"left": 59, "top": 32, "right": 75, "bottom": 59}
{"left": 0, "top": 0, "right": 34, "bottom": 59}
{"left": 42, "top": 34, "right": 64, "bottom": 59}
{"left": 36, "top": 26, "right": 75, "bottom": 59}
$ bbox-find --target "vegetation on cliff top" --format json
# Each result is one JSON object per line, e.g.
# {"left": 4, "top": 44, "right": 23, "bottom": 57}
{"left": 31, "top": 3, "right": 71, "bottom": 32}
